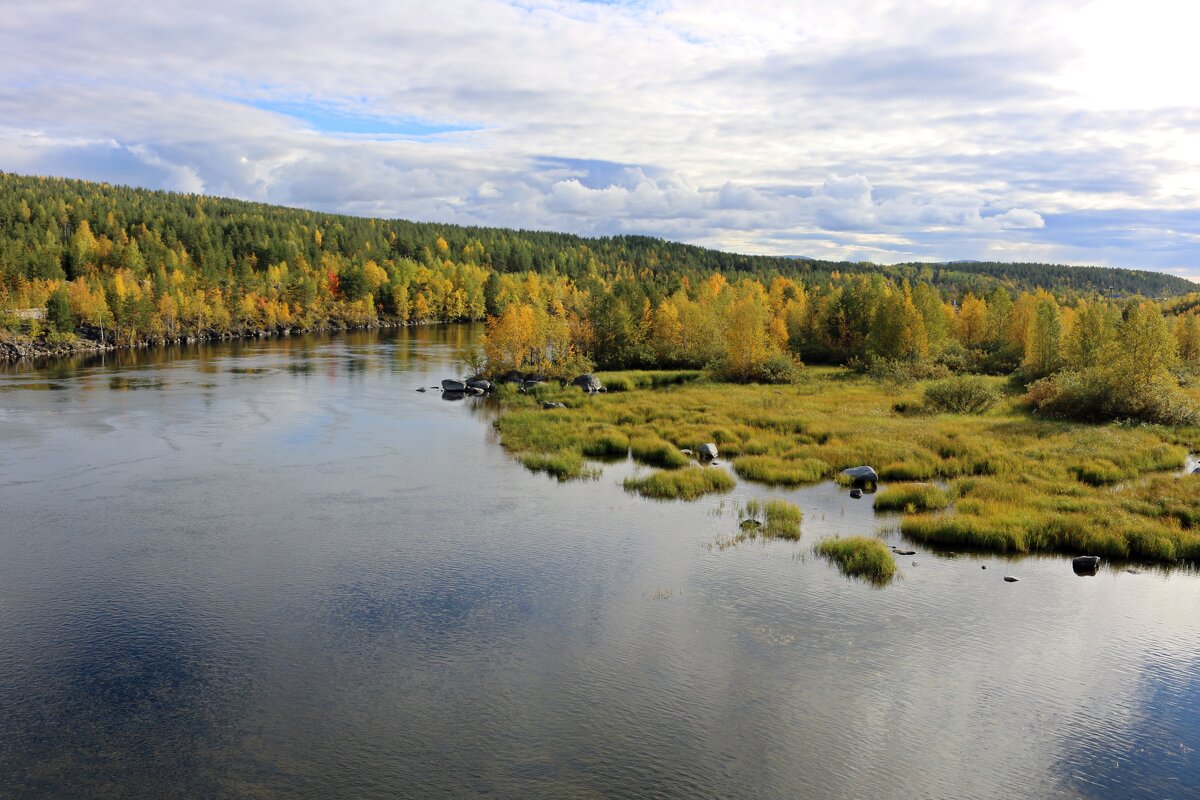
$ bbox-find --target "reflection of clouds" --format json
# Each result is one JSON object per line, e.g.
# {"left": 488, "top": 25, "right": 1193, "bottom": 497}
{"left": 1059, "top": 657, "right": 1200, "bottom": 799}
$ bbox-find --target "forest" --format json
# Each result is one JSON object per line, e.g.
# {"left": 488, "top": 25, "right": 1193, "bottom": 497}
{"left": 4, "top": 170, "right": 1200, "bottom": 426}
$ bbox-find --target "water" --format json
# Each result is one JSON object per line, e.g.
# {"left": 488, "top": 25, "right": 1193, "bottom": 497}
{"left": 1, "top": 326, "right": 1197, "bottom": 799}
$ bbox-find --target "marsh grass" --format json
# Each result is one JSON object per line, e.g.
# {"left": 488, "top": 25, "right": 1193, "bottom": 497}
{"left": 816, "top": 536, "right": 897, "bottom": 584}
{"left": 764, "top": 499, "right": 803, "bottom": 539}
{"left": 623, "top": 466, "right": 735, "bottom": 500}
{"left": 517, "top": 450, "right": 597, "bottom": 481}
{"left": 873, "top": 483, "right": 950, "bottom": 513}
{"left": 495, "top": 366, "right": 1200, "bottom": 563}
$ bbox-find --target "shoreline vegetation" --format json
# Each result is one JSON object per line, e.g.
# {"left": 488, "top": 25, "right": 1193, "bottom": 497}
{"left": 492, "top": 368, "right": 1200, "bottom": 567}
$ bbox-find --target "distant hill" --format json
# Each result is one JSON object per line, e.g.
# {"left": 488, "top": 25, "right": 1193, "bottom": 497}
{"left": 1, "top": 171, "right": 1194, "bottom": 298}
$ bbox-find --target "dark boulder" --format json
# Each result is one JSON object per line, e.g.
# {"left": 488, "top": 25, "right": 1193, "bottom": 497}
{"left": 841, "top": 465, "right": 878, "bottom": 484}
{"left": 1072, "top": 555, "right": 1101, "bottom": 575}
{"left": 416, "top": 387, "right": 426, "bottom": 392}
{"left": 849, "top": 488, "right": 863, "bottom": 499}
{"left": 441, "top": 379, "right": 466, "bottom": 392}
{"left": 572, "top": 373, "right": 603, "bottom": 393}
{"left": 1004, "top": 576, "right": 1019, "bottom": 583}
{"left": 467, "top": 379, "right": 492, "bottom": 393}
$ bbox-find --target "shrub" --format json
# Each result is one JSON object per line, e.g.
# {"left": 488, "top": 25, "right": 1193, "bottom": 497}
{"left": 923, "top": 376, "right": 1000, "bottom": 414}
{"left": 1027, "top": 367, "right": 1199, "bottom": 426}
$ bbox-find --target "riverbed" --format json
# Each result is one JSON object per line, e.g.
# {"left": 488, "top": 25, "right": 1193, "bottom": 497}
{"left": 1, "top": 325, "right": 1196, "bottom": 799}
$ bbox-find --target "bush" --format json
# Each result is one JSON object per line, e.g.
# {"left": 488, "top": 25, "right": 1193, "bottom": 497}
{"left": 1028, "top": 368, "right": 1199, "bottom": 426}
{"left": 867, "top": 357, "right": 950, "bottom": 386}
{"left": 923, "top": 376, "right": 1001, "bottom": 414}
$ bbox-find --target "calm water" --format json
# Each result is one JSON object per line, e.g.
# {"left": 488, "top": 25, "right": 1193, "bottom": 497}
{"left": 1, "top": 326, "right": 1197, "bottom": 799}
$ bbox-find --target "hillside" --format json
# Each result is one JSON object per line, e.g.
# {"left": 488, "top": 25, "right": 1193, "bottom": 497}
{"left": 1, "top": 172, "right": 1193, "bottom": 299}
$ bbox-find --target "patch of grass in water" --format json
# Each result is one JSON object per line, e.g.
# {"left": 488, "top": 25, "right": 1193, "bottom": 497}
{"left": 732, "top": 455, "right": 828, "bottom": 485}
{"left": 629, "top": 435, "right": 690, "bottom": 468}
{"left": 873, "top": 483, "right": 950, "bottom": 513}
{"left": 624, "top": 466, "right": 734, "bottom": 500}
{"left": 816, "top": 536, "right": 897, "bottom": 584}
{"left": 517, "top": 450, "right": 596, "bottom": 481}
{"left": 764, "top": 499, "right": 803, "bottom": 539}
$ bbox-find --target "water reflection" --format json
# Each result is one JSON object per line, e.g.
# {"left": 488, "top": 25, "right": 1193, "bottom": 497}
{"left": 1, "top": 324, "right": 1198, "bottom": 799}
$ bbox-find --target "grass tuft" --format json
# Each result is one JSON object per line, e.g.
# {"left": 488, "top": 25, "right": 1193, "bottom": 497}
{"left": 873, "top": 483, "right": 950, "bottom": 513}
{"left": 623, "top": 466, "right": 735, "bottom": 500}
{"left": 816, "top": 536, "right": 897, "bottom": 584}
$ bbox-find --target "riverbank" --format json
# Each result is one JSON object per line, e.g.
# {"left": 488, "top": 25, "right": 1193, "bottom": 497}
{"left": 0, "top": 317, "right": 454, "bottom": 363}
{"left": 494, "top": 367, "right": 1200, "bottom": 565}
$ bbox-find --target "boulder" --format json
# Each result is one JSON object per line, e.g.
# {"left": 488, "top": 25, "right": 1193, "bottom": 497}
{"left": 467, "top": 379, "right": 492, "bottom": 393}
{"left": 841, "top": 465, "right": 879, "bottom": 484}
{"left": 698, "top": 443, "right": 719, "bottom": 460}
{"left": 1004, "top": 576, "right": 1019, "bottom": 582}
{"left": 849, "top": 488, "right": 863, "bottom": 499}
{"left": 1072, "top": 555, "right": 1101, "bottom": 575}
{"left": 542, "top": 401, "right": 566, "bottom": 409}
{"left": 740, "top": 519, "right": 762, "bottom": 530}
{"left": 572, "top": 373, "right": 603, "bottom": 393}
{"left": 680, "top": 448, "right": 694, "bottom": 456}
{"left": 466, "top": 387, "right": 485, "bottom": 396}
{"left": 441, "top": 379, "right": 466, "bottom": 392}
{"left": 416, "top": 387, "right": 426, "bottom": 392}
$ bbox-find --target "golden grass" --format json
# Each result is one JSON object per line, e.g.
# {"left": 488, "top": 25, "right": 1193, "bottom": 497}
{"left": 623, "top": 466, "right": 735, "bottom": 500}
{"left": 816, "top": 536, "right": 897, "bottom": 584}
{"left": 494, "top": 367, "right": 1200, "bottom": 563}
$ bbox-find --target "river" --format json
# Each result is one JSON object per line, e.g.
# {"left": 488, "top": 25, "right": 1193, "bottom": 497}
{"left": 1, "top": 325, "right": 1197, "bottom": 799}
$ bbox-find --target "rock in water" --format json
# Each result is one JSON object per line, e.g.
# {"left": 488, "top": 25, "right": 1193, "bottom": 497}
{"left": 416, "top": 387, "right": 426, "bottom": 392}
{"left": 849, "top": 488, "right": 863, "bottom": 499}
{"left": 466, "top": 387, "right": 485, "bottom": 396}
{"left": 1004, "top": 576, "right": 1019, "bottom": 582}
{"left": 841, "top": 465, "right": 879, "bottom": 484}
{"left": 740, "top": 519, "right": 762, "bottom": 530}
{"left": 1072, "top": 555, "right": 1101, "bottom": 575}
{"left": 441, "top": 379, "right": 466, "bottom": 392}
{"left": 466, "top": 379, "right": 492, "bottom": 393}
{"left": 698, "top": 443, "right": 719, "bottom": 460}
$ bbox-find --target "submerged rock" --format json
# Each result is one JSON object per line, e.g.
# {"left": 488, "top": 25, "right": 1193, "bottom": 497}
{"left": 416, "top": 387, "right": 426, "bottom": 392}
{"left": 841, "top": 465, "right": 878, "bottom": 484}
{"left": 849, "top": 488, "right": 863, "bottom": 499}
{"left": 893, "top": 548, "right": 916, "bottom": 556}
{"left": 441, "top": 378, "right": 466, "bottom": 392}
{"left": 699, "top": 443, "right": 719, "bottom": 460}
{"left": 740, "top": 519, "right": 762, "bottom": 530}
{"left": 1004, "top": 575, "right": 1019, "bottom": 582}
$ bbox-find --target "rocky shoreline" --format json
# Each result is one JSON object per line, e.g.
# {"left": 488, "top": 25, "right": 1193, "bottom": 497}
{"left": 0, "top": 318, "right": 447, "bottom": 363}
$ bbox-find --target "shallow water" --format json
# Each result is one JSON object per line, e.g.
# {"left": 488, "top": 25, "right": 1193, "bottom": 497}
{"left": 1, "top": 326, "right": 1197, "bottom": 799}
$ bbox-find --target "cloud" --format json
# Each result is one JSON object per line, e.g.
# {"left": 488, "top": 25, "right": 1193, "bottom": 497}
{"left": 0, "top": 0, "right": 1197, "bottom": 269}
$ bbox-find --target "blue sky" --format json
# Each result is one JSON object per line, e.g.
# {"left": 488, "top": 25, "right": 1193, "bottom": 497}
{"left": 2, "top": 0, "right": 1200, "bottom": 278}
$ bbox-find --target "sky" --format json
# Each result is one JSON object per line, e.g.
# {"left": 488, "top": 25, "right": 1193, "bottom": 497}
{"left": 2, "top": 0, "right": 1200, "bottom": 277}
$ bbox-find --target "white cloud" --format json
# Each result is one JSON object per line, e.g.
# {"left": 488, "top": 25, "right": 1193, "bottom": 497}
{"left": 0, "top": 0, "right": 1196, "bottom": 268}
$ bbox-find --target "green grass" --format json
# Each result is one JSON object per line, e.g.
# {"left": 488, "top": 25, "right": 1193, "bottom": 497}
{"left": 494, "top": 365, "right": 1200, "bottom": 564}
{"left": 873, "top": 483, "right": 950, "bottom": 513}
{"left": 629, "top": 435, "right": 690, "bottom": 468}
{"left": 517, "top": 450, "right": 595, "bottom": 481}
{"left": 623, "top": 466, "right": 735, "bottom": 500}
{"left": 816, "top": 536, "right": 897, "bottom": 584}
{"left": 763, "top": 499, "right": 803, "bottom": 539}
{"left": 732, "top": 455, "right": 828, "bottom": 485}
